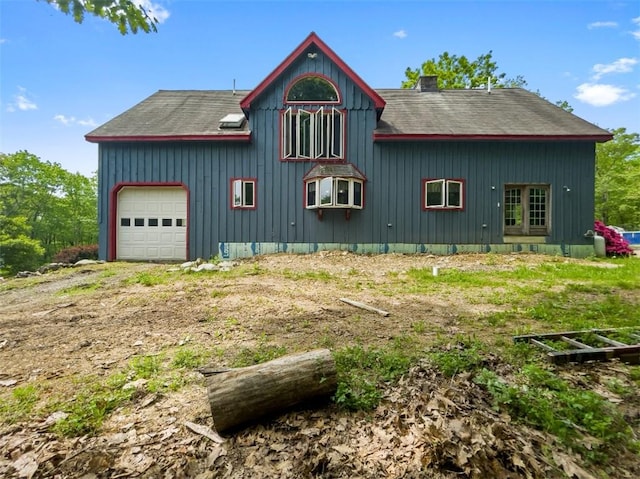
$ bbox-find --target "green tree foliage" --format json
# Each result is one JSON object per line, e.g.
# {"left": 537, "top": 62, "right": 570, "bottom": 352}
{"left": 595, "top": 128, "right": 640, "bottom": 229}
{"left": 0, "top": 151, "right": 98, "bottom": 270}
{"left": 42, "top": 0, "right": 158, "bottom": 34}
{"left": 402, "top": 51, "right": 527, "bottom": 89}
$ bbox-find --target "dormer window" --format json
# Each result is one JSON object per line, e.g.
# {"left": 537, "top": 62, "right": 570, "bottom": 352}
{"left": 281, "top": 75, "right": 344, "bottom": 161}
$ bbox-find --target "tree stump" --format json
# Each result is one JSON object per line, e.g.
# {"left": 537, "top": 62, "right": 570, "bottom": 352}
{"left": 205, "top": 349, "right": 337, "bottom": 432}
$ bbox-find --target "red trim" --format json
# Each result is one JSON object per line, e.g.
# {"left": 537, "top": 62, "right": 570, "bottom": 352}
{"left": 283, "top": 73, "right": 342, "bottom": 105}
{"left": 229, "top": 177, "right": 258, "bottom": 210}
{"left": 109, "top": 182, "right": 189, "bottom": 261}
{"left": 374, "top": 133, "right": 613, "bottom": 142}
{"left": 240, "top": 32, "right": 385, "bottom": 112}
{"left": 86, "top": 134, "right": 251, "bottom": 143}
{"left": 422, "top": 178, "right": 465, "bottom": 211}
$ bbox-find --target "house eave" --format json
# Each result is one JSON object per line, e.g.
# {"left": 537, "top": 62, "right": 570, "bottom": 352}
{"left": 240, "top": 32, "right": 386, "bottom": 112}
{"left": 372, "top": 133, "right": 613, "bottom": 143}
{"left": 85, "top": 133, "right": 252, "bottom": 143}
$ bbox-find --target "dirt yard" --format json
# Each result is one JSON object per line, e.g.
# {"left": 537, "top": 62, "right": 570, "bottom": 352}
{"left": 0, "top": 252, "right": 638, "bottom": 478}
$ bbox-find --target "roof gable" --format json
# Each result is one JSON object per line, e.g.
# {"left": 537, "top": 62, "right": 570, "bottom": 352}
{"left": 240, "top": 32, "right": 385, "bottom": 113}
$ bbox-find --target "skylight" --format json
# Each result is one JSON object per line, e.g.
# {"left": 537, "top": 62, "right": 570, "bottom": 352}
{"left": 219, "top": 113, "right": 246, "bottom": 129}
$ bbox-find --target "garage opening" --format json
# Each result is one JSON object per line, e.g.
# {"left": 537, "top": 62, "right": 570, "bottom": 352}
{"left": 116, "top": 186, "right": 187, "bottom": 261}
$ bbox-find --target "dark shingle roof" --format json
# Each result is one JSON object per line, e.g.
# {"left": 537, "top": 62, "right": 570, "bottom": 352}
{"left": 86, "top": 90, "right": 251, "bottom": 141}
{"left": 374, "top": 88, "right": 610, "bottom": 139}
{"left": 86, "top": 87, "right": 611, "bottom": 143}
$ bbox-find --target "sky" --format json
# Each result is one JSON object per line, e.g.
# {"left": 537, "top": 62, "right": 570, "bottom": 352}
{"left": 1, "top": 0, "right": 639, "bottom": 177}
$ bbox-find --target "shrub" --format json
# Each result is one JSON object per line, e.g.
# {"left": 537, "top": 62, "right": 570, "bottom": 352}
{"left": 594, "top": 221, "right": 633, "bottom": 256}
{"left": 52, "top": 244, "right": 99, "bottom": 263}
{"left": 0, "top": 236, "right": 45, "bottom": 275}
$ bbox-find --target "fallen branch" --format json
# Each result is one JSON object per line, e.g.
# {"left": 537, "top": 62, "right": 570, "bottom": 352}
{"left": 339, "top": 298, "right": 389, "bottom": 317}
{"left": 184, "top": 421, "right": 225, "bottom": 443}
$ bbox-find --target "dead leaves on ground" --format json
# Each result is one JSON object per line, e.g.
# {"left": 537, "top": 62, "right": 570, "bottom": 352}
{"left": 1, "top": 362, "right": 634, "bottom": 478}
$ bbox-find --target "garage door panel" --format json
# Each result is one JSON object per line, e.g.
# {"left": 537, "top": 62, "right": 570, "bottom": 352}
{"left": 117, "top": 187, "right": 187, "bottom": 261}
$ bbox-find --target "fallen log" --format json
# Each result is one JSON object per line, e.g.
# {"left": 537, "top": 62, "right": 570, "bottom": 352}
{"left": 206, "top": 349, "right": 337, "bottom": 432}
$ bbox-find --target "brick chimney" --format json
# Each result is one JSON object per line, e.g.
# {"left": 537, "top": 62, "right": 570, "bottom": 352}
{"left": 415, "top": 75, "right": 438, "bottom": 92}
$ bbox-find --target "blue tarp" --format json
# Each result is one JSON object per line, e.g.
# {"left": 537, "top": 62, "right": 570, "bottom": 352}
{"left": 622, "top": 232, "right": 640, "bottom": 245}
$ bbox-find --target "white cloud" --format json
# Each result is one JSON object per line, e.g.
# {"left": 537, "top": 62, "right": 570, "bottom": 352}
{"left": 393, "top": 29, "right": 407, "bottom": 39}
{"left": 6, "top": 87, "right": 37, "bottom": 112}
{"left": 135, "top": 0, "right": 170, "bottom": 24}
{"left": 54, "top": 114, "right": 97, "bottom": 127}
{"left": 0, "top": 38, "right": 6, "bottom": 44}
{"left": 574, "top": 83, "right": 636, "bottom": 106}
{"left": 587, "top": 21, "right": 618, "bottom": 29}
{"left": 631, "top": 16, "right": 640, "bottom": 40}
{"left": 592, "top": 57, "right": 638, "bottom": 80}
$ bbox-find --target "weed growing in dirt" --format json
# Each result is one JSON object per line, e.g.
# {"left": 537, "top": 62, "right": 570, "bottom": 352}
{"left": 52, "top": 383, "right": 134, "bottom": 437}
{"left": 426, "top": 336, "right": 486, "bottom": 377}
{"left": 475, "top": 364, "right": 635, "bottom": 464}
{"left": 56, "top": 281, "right": 103, "bottom": 296}
{"left": 172, "top": 347, "right": 208, "bottom": 369}
{"left": 333, "top": 343, "right": 416, "bottom": 411}
{"left": 232, "top": 339, "right": 288, "bottom": 367}
{"left": 282, "top": 269, "right": 335, "bottom": 282}
{"left": 130, "top": 354, "right": 162, "bottom": 378}
{"left": 126, "top": 271, "right": 170, "bottom": 287}
{"left": 0, "top": 384, "right": 39, "bottom": 424}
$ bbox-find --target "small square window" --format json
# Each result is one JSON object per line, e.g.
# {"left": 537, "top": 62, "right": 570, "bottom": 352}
{"left": 162, "top": 218, "right": 172, "bottom": 227}
{"left": 120, "top": 218, "right": 131, "bottom": 227}
{"left": 148, "top": 218, "right": 158, "bottom": 227}
{"left": 231, "top": 179, "right": 257, "bottom": 209}
{"left": 176, "top": 218, "right": 185, "bottom": 227}
{"left": 134, "top": 218, "right": 144, "bottom": 226}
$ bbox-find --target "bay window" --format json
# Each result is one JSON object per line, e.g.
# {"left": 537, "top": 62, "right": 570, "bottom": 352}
{"left": 306, "top": 177, "right": 363, "bottom": 209}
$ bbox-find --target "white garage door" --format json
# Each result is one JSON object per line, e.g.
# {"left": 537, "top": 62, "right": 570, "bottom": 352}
{"left": 117, "top": 187, "right": 187, "bottom": 261}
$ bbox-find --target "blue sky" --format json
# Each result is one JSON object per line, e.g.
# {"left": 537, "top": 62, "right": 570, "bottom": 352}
{"left": 1, "top": 0, "right": 639, "bottom": 177}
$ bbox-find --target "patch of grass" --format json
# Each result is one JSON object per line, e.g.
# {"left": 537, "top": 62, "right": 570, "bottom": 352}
{"left": 56, "top": 281, "right": 102, "bottom": 296}
{"left": 125, "top": 271, "right": 169, "bottom": 287}
{"left": 475, "top": 364, "right": 634, "bottom": 464}
{"left": 232, "top": 339, "right": 288, "bottom": 368}
{"left": 171, "top": 347, "right": 208, "bottom": 369}
{"left": 282, "top": 269, "right": 335, "bottom": 282}
{"left": 129, "top": 354, "right": 163, "bottom": 378}
{"left": 52, "top": 384, "right": 133, "bottom": 437}
{"left": 333, "top": 343, "right": 416, "bottom": 411}
{"left": 0, "top": 384, "right": 40, "bottom": 424}
{"left": 527, "top": 294, "right": 639, "bottom": 330}
{"left": 427, "top": 336, "right": 486, "bottom": 378}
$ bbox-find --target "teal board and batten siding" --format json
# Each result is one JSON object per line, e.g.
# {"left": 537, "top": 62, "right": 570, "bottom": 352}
{"left": 97, "top": 139, "right": 596, "bottom": 260}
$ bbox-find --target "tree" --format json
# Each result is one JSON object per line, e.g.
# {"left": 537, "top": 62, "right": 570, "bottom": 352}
{"left": 402, "top": 51, "right": 527, "bottom": 89}
{"left": 595, "top": 128, "right": 640, "bottom": 229}
{"left": 0, "top": 151, "right": 98, "bottom": 263}
{"left": 42, "top": 0, "right": 158, "bottom": 34}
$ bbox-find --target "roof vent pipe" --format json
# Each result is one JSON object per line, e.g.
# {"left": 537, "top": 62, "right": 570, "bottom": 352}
{"left": 233, "top": 79, "right": 236, "bottom": 96}
{"left": 487, "top": 76, "right": 491, "bottom": 94}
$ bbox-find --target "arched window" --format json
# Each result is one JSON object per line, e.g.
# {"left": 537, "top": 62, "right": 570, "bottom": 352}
{"left": 286, "top": 76, "right": 339, "bottom": 103}
{"left": 282, "top": 75, "right": 344, "bottom": 160}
